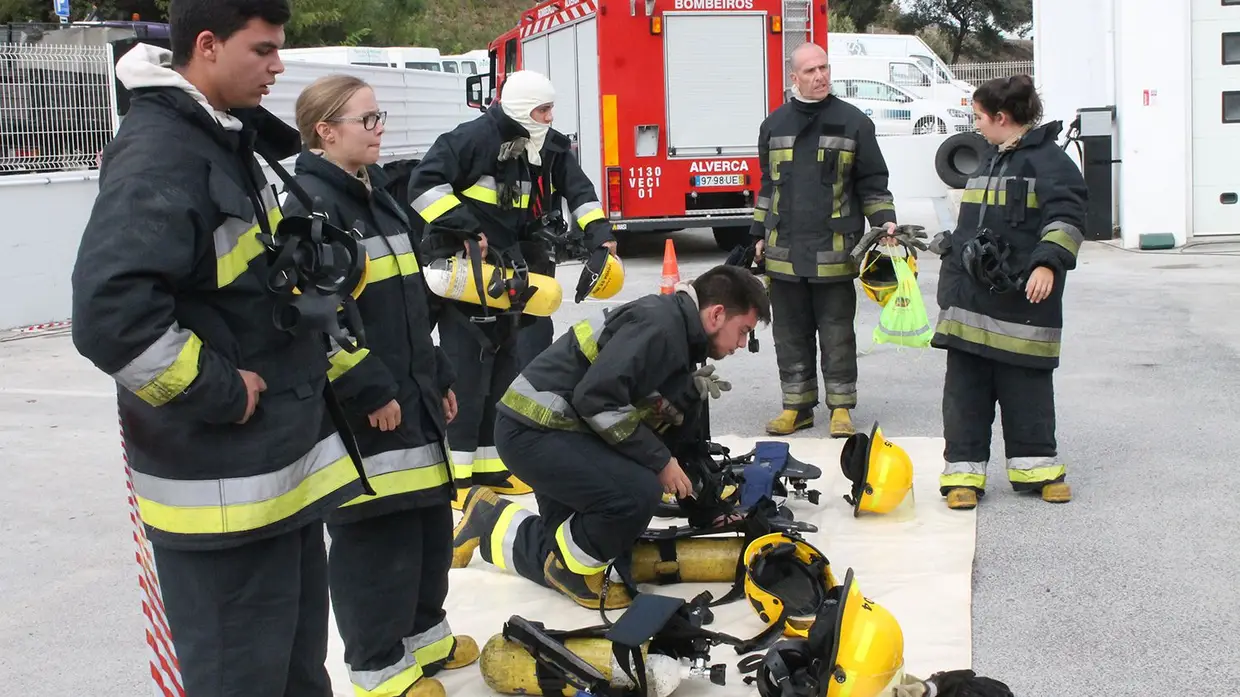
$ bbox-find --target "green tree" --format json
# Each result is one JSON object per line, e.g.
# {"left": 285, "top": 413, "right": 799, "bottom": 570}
{"left": 906, "top": 0, "right": 1032, "bottom": 62}
{"left": 827, "top": 9, "right": 857, "bottom": 34}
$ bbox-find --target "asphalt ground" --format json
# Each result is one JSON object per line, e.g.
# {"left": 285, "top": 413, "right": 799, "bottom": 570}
{"left": 3, "top": 201, "right": 1238, "bottom": 695}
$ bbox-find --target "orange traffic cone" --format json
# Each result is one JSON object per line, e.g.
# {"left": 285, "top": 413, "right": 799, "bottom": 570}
{"left": 660, "top": 239, "right": 680, "bottom": 294}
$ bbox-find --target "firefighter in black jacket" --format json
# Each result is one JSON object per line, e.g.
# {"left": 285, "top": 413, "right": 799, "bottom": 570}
{"left": 449, "top": 266, "right": 770, "bottom": 610}
{"left": 930, "top": 75, "right": 1085, "bottom": 510}
{"left": 407, "top": 70, "right": 618, "bottom": 505}
{"left": 284, "top": 75, "right": 479, "bottom": 697}
{"left": 751, "top": 42, "right": 900, "bottom": 440}
{"left": 69, "top": 6, "right": 370, "bottom": 695}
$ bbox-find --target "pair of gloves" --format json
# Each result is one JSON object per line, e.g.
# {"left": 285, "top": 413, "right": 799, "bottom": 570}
{"left": 692, "top": 364, "right": 731, "bottom": 401}
{"left": 849, "top": 224, "right": 938, "bottom": 266}
{"left": 893, "top": 670, "right": 1015, "bottom": 697}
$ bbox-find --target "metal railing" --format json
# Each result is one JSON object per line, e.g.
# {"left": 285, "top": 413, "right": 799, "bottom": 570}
{"left": 1, "top": 42, "right": 115, "bottom": 174}
{"left": 950, "top": 60, "right": 1035, "bottom": 86}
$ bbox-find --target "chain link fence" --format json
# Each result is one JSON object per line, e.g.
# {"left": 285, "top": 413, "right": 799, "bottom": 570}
{"left": 1, "top": 42, "right": 115, "bottom": 175}
{"left": 950, "top": 60, "right": 1035, "bottom": 86}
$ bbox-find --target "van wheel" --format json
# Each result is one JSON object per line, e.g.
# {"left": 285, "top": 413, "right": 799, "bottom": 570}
{"left": 914, "top": 117, "right": 945, "bottom": 135}
{"left": 712, "top": 226, "right": 751, "bottom": 252}
{"left": 934, "top": 131, "right": 988, "bottom": 189}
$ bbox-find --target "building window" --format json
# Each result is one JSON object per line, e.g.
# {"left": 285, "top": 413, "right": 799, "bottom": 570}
{"left": 1226, "top": 92, "right": 1240, "bottom": 123}
{"left": 1227, "top": 33, "right": 1240, "bottom": 65}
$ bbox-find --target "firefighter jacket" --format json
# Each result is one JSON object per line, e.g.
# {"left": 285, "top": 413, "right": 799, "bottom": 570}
{"left": 70, "top": 83, "right": 367, "bottom": 551}
{"left": 280, "top": 150, "right": 456, "bottom": 522}
{"left": 496, "top": 288, "right": 710, "bottom": 472}
{"left": 931, "top": 121, "right": 1087, "bottom": 371}
{"left": 749, "top": 96, "right": 897, "bottom": 283}
{"left": 406, "top": 102, "right": 615, "bottom": 270}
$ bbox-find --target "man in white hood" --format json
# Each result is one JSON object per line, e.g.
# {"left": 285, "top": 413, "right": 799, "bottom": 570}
{"left": 407, "top": 70, "right": 618, "bottom": 508}
{"left": 71, "top": 1, "right": 371, "bottom": 696}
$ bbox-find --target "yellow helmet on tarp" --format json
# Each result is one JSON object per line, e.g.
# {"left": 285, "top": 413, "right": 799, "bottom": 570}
{"left": 741, "top": 568, "right": 906, "bottom": 697}
{"left": 859, "top": 246, "right": 918, "bottom": 306}
{"left": 841, "top": 421, "right": 915, "bottom": 518}
{"left": 742, "top": 532, "right": 838, "bottom": 637}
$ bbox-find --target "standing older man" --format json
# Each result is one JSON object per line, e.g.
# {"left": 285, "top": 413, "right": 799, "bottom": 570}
{"left": 751, "top": 41, "right": 899, "bottom": 438}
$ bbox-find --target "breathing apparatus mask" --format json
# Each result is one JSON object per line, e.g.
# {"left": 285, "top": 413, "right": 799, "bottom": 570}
{"left": 960, "top": 227, "right": 1025, "bottom": 294}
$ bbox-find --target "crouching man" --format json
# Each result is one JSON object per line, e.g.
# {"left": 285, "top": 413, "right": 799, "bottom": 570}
{"left": 450, "top": 265, "right": 770, "bottom": 610}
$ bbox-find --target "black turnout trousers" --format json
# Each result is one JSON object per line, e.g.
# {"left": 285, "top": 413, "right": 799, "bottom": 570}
{"left": 769, "top": 277, "right": 859, "bottom": 411}
{"left": 151, "top": 522, "right": 332, "bottom": 697}
{"left": 490, "top": 412, "right": 663, "bottom": 583}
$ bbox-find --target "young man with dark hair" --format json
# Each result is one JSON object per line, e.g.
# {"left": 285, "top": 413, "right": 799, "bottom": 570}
{"left": 450, "top": 265, "right": 770, "bottom": 609}
{"left": 71, "top": 1, "right": 365, "bottom": 695}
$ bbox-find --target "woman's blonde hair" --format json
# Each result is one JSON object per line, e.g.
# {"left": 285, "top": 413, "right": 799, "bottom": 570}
{"left": 294, "top": 74, "right": 370, "bottom": 150}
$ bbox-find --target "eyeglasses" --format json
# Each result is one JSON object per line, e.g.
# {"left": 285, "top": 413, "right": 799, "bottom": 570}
{"left": 329, "top": 110, "right": 387, "bottom": 131}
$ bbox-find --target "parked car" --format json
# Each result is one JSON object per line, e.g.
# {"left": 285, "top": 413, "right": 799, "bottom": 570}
{"left": 832, "top": 78, "right": 974, "bottom": 136}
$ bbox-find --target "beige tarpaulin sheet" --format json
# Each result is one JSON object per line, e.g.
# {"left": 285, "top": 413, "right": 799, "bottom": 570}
{"left": 325, "top": 433, "right": 977, "bottom": 696}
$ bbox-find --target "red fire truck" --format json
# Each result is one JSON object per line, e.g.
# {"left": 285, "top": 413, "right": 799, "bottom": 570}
{"left": 464, "top": 0, "right": 829, "bottom": 250}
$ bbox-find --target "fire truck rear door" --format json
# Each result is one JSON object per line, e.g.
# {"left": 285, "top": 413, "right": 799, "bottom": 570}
{"left": 663, "top": 12, "right": 767, "bottom": 158}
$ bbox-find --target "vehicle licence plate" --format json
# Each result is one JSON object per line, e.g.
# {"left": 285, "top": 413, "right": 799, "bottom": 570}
{"left": 693, "top": 174, "right": 744, "bottom": 187}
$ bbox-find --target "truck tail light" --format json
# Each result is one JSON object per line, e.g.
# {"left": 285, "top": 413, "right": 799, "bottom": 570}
{"left": 607, "top": 167, "right": 623, "bottom": 218}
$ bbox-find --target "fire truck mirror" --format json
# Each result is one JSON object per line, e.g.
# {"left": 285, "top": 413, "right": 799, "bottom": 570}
{"left": 465, "top": 74, "right": 486, "bottom": 112}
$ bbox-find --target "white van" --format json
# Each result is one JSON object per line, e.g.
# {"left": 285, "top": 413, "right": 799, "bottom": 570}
{"left": 828, "top": 33, "right": 974, "bottom": 94}
{"left": 441, "top": 49, "right": 489, "bottom": 75}
{"left": 830, "top": 55, "right": 971, "bottom": 107}
{"left": 832, "top": 78, "right": 974, "bottom": 136}
{"left": 279, "top": 46, "right": 395, "bottom": 68}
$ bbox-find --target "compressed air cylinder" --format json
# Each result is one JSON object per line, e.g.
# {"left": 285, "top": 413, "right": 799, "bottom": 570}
{"left": 422, "top": 256, "right": 563, "bottom": 317}
{"left": 629, "top": 536, "right": 747, "bottom": 584}
{"left": 479, "top": 634, "right": 681, "bottom": 697}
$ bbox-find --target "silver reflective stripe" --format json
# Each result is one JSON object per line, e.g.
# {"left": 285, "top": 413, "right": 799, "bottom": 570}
{"left": 938, "top": 306, "right": 1062, "bottom": 344}
{"left": 824, "top": 381, "right": 857, "bottom": 395}
{"left": 770, "top": 135, "right": 797, "bottom": 149}
{"left": 573, "top": 200, "right": 603, "bottom": 219}
{"left": 472, "top": 175, "right": 532, "bottom": 195}
{"left": 405, "top": 619, "right": 451, "bottom": 653}
{"left": 500, "top": 508, "right": 535, "bottom": 570}
{"left": 362, "top": 443, "right": 445, "bottom": 477}
{"left": 112, "top": 322, "right": 196, "bottom": 393}
{"left": 584, "top": 406, "right": 640, "bottom": 443}
{"left": 756, "top": 195, "right": 771, "bottom": 210}
{"left": 449, "top": 449, "right": 475, "bottom": 465}
{"left": 819, "top": 135, "right": 857, "bottom": 151}
{"left": 212, "top": 218, "right": 252, "bottom": 260}
{"left": 350, "top": 653, "right": 418, "bottom": 692}
{"left": 361, "top": 233, "right": 414, "bottom": 260}
{"left": 559, "top": 513, "right": 608, "bottom": 568}
{"left": 130, "top": 434, "right": 349, "bottom": 507}
{"left": 1007, "top": 456, "right": 1056, "bottom": 472}
{"left": 942, "top": 460, "right": 987, "bottom": 476}
{"left": 411, "top": 183, "right": 455, "bottom": 213}
{"left": 814, "top": 249, "right": 851, "bottom": 264}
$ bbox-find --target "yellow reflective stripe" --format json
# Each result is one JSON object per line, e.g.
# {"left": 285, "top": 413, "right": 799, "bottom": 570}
{"left": 133, "top": 435, "right": 358, "bottom": 535}
{"left": 216, "top": 205, "right": 282, "bottom": 288}
{"left": 339, "top": 444, "right": 450, "bottom": 506}
{"left": 831, "top": 151, "right": 856, "bottom": 218}
{"left": 753, "top": 208, "right": 766, "bottom": 222}
{"left": 499, "top": 379, "right": 589, "bottom": 432}
{"left": 960, "top": 188, "right": 1040, "bottom": 208}
{"left": 1041, "top": 222, "right": 1083, "bottom": 257}
{"left": 408, "top": 620, "right": 454, "bottom": 668}
{"left": 555, "top": 515, "right": 608, "bottom": 574}
{"left": 935, "top": 306, "right": 1061, "bottom": 358}
{"left": 1006, "top": 456, "right": 1065, "bottom": 484}
{"left": 462, "top": 175, "right": 532, "bottom": 207}
{"left": 940, "top": 472, "right": 986, "bottom": 489}
{"left": 448, "top": 449, "right": 473, "bottom": 480}
{"left": 573, "top": 201, "right": 605, "bottom": 227}
{"left": 472, "top": 444, "right": 507, "bottom": 474}
{"left": 572, "top": 318, "right": 602, "bottom": 361}
{"left": 368, "top": 253, "right": 420, "bottom": 282}
{"left": 491, "top": 505, "right": 534, "bottom": 571}
{"left": 327, "top": 344, "right": 369, "bottom": 381}
{"left": 350, "top": 658, "right": 422, "bottom": 697}
{"left": 768, "top": 147, "right": 793, "bottom": 181}
{"left": 863, "top": 199, "right": 896, "bottom": 216}
{"left": 765, "top": 259, "right": 794, "bottom": 275}
{"left": 112, "top": 323, "right": 204, "bottom": 407}
{"left": 584, "top": 407, "right": 643, "bottom": 445}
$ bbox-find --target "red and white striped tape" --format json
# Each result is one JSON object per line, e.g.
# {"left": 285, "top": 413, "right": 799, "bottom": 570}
{"left": 121, "top": 413, "right": 185, "bottom": 697}
{"left": 16, "top": 319, "right": 71, "bottom": 334}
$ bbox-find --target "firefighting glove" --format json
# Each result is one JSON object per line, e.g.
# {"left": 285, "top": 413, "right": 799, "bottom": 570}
{"left": 691, "top": 364, "right": 731, "bottom": 400}
{"left": 849, "top": 225, "right": 929, "bottom": 266}
{"left": 929, "top": 230, "right": 953, "bottom": 257}
{"left": 924, "top": 670, "right": 1015, "bottom": 697}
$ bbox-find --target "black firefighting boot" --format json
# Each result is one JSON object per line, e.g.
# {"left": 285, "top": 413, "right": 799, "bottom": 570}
{"left": 543, "top": 554, "right": 634, "bottom": 611}
{"left": 451, "top": 486, "right": 513, "bottom": 568}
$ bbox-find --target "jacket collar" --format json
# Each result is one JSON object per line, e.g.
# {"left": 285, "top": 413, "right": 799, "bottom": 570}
{"left": 671, "top": 285, "right": 710, "bottom": 364}
{"left": 292, "top": 150, "right": 410, "bottom": 227}
{"left": 128, "top": 86, "right": 301, "bottom": 161}
{"left": 1008, "top": 121, "right": 1063, "bottom": 152}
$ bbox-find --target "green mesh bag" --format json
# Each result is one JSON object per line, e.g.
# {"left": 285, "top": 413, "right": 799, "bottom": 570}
{"left": 873, "top": 256, "right": 933, "bottom": 348}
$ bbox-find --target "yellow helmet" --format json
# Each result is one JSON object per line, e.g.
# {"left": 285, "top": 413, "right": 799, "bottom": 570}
{"left": 840, "top": 422, "right": 914, "bottom": 517}
{"left": 741, "top": 568, "right": 905, "bottom": 697}
{"left": 859, "top": 247, "right": 918, "bottom": 306}
{"left": 742, "top": 532, "right": 838, "bottom": 637}
{"left": 575, "top": 247, "right": 625, "bottom": 303}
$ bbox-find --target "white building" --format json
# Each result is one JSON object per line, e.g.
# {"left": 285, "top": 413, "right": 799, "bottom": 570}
{"left": 1033, "top": 0, "right": 1240, "bottom": 248}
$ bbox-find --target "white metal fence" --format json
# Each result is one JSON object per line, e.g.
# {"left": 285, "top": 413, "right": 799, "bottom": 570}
{"left": 950, "top": 60, "right": 1035, "bottom": 86}
{"left": 0, "top": 42, "right": 115, "bottom": 174}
